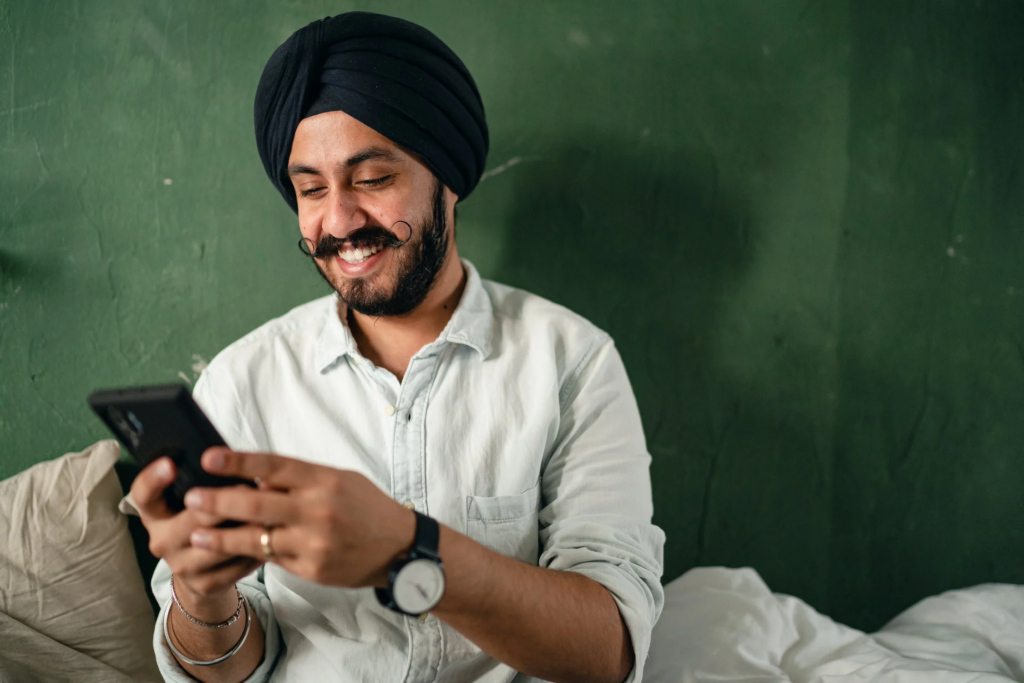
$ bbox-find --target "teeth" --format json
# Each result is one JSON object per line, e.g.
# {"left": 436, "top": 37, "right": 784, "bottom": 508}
{"left": 339, "top": 249, "right": 362, "bottom": 264}
{"left": 338, "top": 245, "right": 385, "bottom": 265}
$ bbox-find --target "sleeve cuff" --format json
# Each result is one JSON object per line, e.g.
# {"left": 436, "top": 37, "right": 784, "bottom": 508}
{"left": 152, "top": 584, "right": 281, "bottom": 683}
{"left": 568, "top": 561, "right": 663, "bottom": 683}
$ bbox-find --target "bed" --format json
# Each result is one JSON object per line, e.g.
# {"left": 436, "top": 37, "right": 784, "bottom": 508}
{"left": 647, "top": 567, "right": 1024, "bottom": 682}
{"left": 1, "top": 442, "right": 1020, "bottom": 682}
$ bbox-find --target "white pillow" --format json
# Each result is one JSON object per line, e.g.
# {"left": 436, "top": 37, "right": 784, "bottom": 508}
{"left": 0, "top": 440, "right": 161, "bottom": 682}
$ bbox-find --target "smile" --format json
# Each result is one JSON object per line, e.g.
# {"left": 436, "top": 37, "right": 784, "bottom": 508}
{"left": 338, "top": 244, "right": 384, "bottom": 264}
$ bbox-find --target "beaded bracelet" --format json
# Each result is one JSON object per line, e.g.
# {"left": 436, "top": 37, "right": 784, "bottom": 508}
{"left": 164, "top": 592, "right": 251, "bottom": 667}
{"left": 170, "top": 575, "right": 244, "bottom": 628}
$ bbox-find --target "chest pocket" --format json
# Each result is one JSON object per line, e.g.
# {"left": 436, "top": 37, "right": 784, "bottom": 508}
{"left": 466, "top": 483, "right": 541, "bottom": 565}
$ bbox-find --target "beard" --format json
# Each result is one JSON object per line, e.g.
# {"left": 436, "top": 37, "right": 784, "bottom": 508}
{"left": 309, "top": 178, "right": 450, "bottom": 317}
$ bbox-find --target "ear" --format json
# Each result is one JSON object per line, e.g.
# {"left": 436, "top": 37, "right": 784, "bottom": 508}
{"left": 444, "top": 186, "right": 459, "bottom": 207}
{"left": 443, "top": 186, "right": 460, "bottom": 237}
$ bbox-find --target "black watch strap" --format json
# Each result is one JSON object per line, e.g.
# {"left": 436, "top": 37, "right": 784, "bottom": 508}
{"left": 375, "top": 511, "right": 443, "bottom": 615}
{"left": 411, "top": 511, "right": 440, "bottom": 559}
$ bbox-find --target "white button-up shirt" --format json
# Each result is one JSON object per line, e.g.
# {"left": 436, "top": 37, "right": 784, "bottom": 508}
{"left": 152, "top": 260, "right": 665, "bottom": 682}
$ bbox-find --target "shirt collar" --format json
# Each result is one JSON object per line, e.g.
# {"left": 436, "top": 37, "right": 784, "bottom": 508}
{"left": 314, "top": 258, "right": 494, "bottom": 374}
{"left": 314, "top": 295, "right": 359, "bottom": 373}
{"left": 437, "top": 259, "right": 494, "bottom": 359}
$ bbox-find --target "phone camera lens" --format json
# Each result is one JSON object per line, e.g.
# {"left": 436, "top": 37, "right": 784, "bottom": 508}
{"left": 108, "top": 406, "right": 126, "bottom": 428}
{"left": 107, "top": 406, "right": 140, "bottom": 448}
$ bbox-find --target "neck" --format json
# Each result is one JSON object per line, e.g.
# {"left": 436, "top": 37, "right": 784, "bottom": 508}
{"left": 342, "top": 248, "right": 466, "bottom": 381}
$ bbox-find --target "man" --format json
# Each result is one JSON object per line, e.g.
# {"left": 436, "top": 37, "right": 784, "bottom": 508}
{"left": 131, "top": 11, "right": 664, "bottom": 683}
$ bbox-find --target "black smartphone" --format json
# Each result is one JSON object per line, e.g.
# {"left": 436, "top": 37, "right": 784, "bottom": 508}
{"left": 88, "top": 383, "right": 254, "bottom": 514}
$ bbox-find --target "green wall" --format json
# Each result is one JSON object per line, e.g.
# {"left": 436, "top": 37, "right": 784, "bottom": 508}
{"left": 2, "top": 0, "right": 1022, "bottom": 630}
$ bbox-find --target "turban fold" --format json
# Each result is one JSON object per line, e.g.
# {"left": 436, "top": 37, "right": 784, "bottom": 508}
{"left": 254, "top": 11, "right": 489, "bottom": 213}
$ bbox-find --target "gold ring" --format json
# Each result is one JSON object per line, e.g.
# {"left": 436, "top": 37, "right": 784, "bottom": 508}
{"left": 260, "top": 528, "right": 275, "bottom": 560}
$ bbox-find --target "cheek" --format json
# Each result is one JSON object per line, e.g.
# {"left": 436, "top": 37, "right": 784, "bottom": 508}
{"left": 375, "top": 183, "right": 429, "bottom": 227}
{"left": 298, "top": 212, "right": 319, "bottom": 239}
{"left": 296, "top": 200, "right": 330, "bottom": 238}
{"left": 369, "top": 204, "right": 403, "bottom": 230}
{"left": 299, "top": 224, "right": 326, "bottom": 254}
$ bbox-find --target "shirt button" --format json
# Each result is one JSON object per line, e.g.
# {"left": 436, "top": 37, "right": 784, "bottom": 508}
{"left": 403, "top": 500, "right": 416, "bottom": 510}
{"left": 384, "top": 404, "right": 396, "bottom": 416}
{"left": 418, "top": 612, "right": 429, "bottom": 621}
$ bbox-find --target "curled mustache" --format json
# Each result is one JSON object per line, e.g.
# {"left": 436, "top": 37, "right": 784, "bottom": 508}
{"left": 298, "top": 221, "right": 413, "bottom": 259}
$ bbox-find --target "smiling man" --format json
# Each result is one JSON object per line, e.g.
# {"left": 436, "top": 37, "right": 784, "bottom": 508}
{"left": 131, "top": 11, "right": 664, "bottom": 683}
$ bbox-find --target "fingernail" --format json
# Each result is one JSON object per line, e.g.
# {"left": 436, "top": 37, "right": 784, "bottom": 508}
{"left": 204, "top": 450, "right": 225, "bottom": 470}
{"left": 156, "top": 459, "right": 173, "bottom": 481}
{"left": 191, "top": 531, "right": 211, "bottom": 549}
{"left": 184, "top": 490, "right": 204, "bottom": 509}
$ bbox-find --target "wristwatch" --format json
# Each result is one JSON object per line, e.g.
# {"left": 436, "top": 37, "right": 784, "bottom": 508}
{"left": 376, "top": 511, "right": 446, "bottom": 616}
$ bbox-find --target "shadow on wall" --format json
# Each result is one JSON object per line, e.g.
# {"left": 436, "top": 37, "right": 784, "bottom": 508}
{"left": 489, "top": 133, "right": 759, "bottom": 574}
{"left": 0, "top": 249, "right": 59, "bottom": 287}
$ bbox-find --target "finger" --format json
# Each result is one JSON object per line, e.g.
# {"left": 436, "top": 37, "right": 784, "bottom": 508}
{"left": 202, "top": 447, "right": 320, "bottom": 490}
{"left": 190, "top": 524, "right": 301, "bottom": 561}
{"left": 131, "top": 457, "right": 176, "bottom": 519}
{"left": 183, "top": 486, "right": 298, "bottom": 527}
{"left": 148, "top": 509, "right": 227, "bottom": 558}
{"left": 170, "top": 508, "right": 226, "bottom": 536}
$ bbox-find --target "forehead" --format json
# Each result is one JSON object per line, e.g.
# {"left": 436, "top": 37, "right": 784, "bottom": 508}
{"left": 289, "top": 110, "right": 408, "bottom": 166}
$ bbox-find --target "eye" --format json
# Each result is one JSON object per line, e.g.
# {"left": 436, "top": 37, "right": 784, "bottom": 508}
{"left": 299, "top": 187, "right": 325, "bottom": 198}
{"left": 358, "top": 175, "right": 394, "bottom": 187}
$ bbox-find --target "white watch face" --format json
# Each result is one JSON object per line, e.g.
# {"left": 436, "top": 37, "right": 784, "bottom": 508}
{"left": 393, "top": 558, "right": 445, "bottom": 614}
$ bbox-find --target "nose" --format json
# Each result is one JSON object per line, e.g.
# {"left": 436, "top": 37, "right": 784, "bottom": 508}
{"left": 319, "top": 189, "right": 367, "bottom": 242}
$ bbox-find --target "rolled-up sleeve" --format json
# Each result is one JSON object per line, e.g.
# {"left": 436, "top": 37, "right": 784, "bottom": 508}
{"left": 152, "top": 562, "right": 281, "bottom": 682}
{"left": 538, "top": 335, "right": 666, "bottom": 683}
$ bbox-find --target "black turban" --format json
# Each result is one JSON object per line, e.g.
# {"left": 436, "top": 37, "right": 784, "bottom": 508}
{"left": 254, "top": 11, "right": 489, "bottom": 213}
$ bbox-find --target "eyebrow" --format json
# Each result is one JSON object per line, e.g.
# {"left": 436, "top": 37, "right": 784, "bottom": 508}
{"left": 287, "top": 146, "right": 402, "bottom": 178}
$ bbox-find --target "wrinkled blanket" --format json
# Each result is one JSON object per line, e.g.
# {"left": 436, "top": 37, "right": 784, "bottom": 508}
{"left": 647, "top": 568, "right": 1024, "bottom": 682}
{"left": 0, "top": 609, "right": 136, "bottom": 683}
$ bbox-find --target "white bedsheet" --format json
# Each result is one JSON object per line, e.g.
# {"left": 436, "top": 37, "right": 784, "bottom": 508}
{"left": 646, "top": 568, "right": 1024, "bottom": 682}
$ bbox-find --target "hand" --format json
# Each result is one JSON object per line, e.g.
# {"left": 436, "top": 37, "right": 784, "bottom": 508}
{"left": 130, "top": 457, "right": 263, "bottom": 618}
{"left": 184, "top": 447, "right": 415, "bottom": 589}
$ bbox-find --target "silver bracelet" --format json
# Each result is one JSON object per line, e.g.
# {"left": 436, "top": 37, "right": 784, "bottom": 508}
{"left": 170, "top": 575, "right": 244, "bottom": 628}
{"left": 164, "top": 592, "right": 251, "bottom": 667}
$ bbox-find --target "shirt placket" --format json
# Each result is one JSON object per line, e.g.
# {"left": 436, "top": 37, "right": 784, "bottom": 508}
{"left": 393, "top": 347, "right": 445, "bottom": 683}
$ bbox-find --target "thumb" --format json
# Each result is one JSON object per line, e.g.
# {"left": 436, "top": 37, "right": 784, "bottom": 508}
{"left": 130, "top": 457, "right": 176, "bottom": 520}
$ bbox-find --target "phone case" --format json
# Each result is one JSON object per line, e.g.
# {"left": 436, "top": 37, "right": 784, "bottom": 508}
{"left": 88, "top": 384, "right": 253, "bottom": 513}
